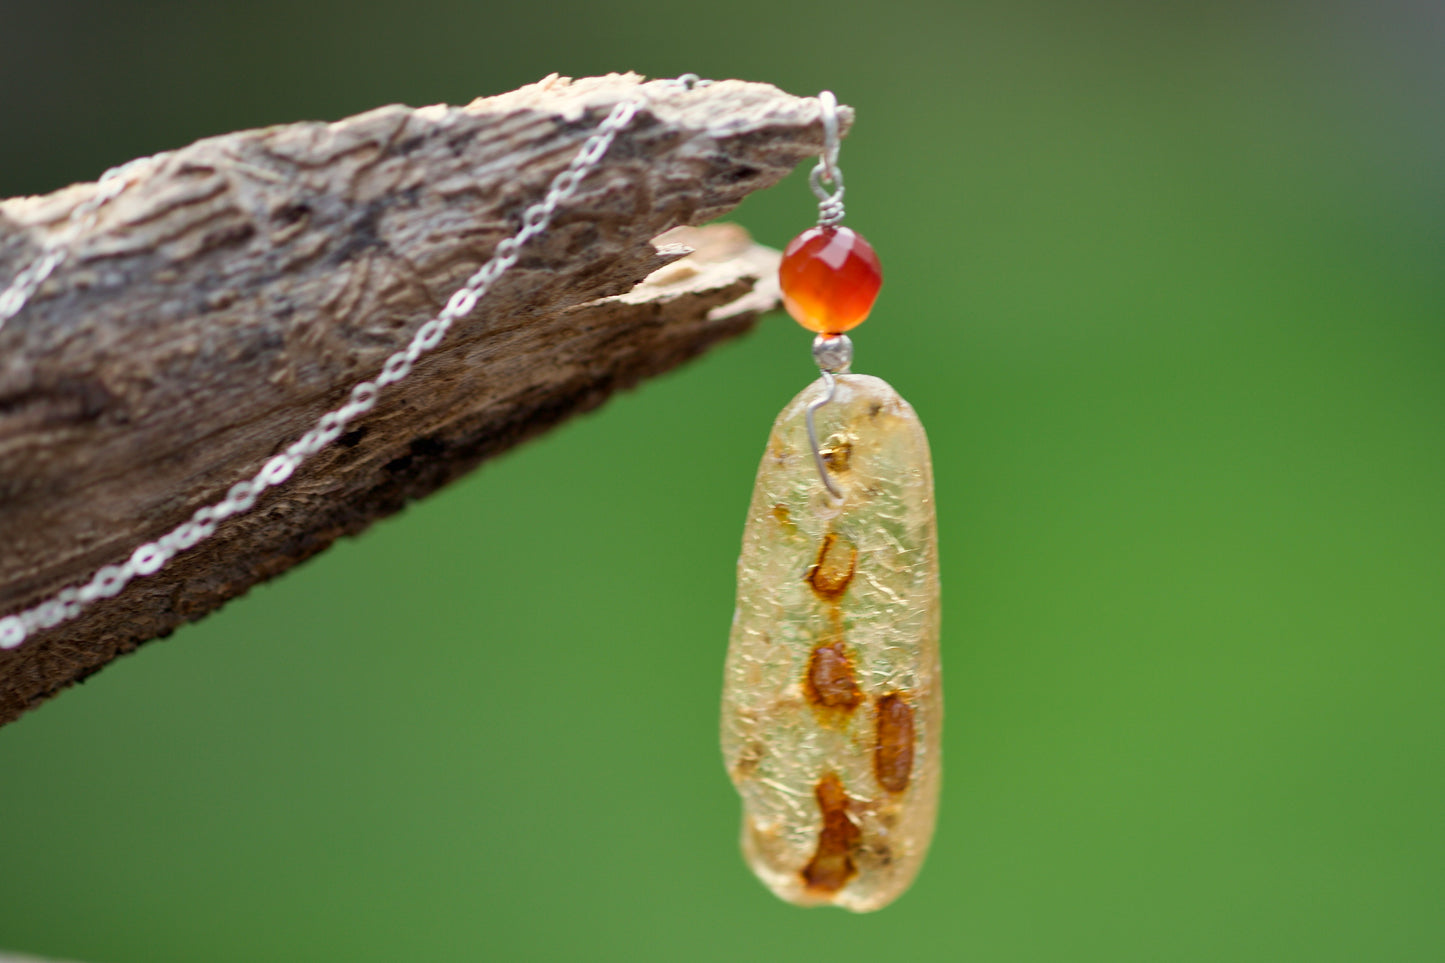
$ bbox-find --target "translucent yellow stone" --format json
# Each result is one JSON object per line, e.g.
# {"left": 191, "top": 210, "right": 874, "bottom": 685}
{"left": 721, "top": 374, "right": 941, "bottom": 912}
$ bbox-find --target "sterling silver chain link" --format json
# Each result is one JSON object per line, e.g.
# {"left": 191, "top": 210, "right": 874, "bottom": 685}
{"left": 0, "top": 74, "right": 714, "bottom": 651}
{"left": 0, "top": 155, "right": 167, "bottom": 333}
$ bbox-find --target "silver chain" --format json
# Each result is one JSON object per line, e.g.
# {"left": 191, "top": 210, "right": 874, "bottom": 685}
{"left": 0, "top": 155, "right": 166, "bottom": 332}
{"left": 0, "top": 77, "right": 712, "bottom": 651}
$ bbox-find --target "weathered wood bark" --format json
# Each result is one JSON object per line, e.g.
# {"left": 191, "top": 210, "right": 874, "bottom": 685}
{"left": 0, "top": 73, "right": 849, "bottom": 726}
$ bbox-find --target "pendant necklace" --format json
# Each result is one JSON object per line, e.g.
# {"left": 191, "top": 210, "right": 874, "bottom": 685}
{"left": 0, "top": 77, "right": 943, "bottom": 914}
{"left": 720, "top": 91, "right": 942, "bottom": 912}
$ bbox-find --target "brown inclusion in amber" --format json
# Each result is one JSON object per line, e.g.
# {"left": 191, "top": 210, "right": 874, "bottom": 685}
{"left": 801, "top": 773, "right": 861, "bottom": 893}
{"left": 779, "top": 226, "right": 883, "bottom": 335}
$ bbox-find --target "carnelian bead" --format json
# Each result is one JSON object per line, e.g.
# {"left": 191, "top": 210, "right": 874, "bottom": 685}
{"left": 778, "top": 226, "right": 883, "bottom": 335}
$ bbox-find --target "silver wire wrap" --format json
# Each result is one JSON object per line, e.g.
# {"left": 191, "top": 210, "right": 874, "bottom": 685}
{"left": 806, "top": 371, "right": 843, "bottom": 501}
{"left": 802, "top": 89, "right": 851, "bottom": 498}
{"left": 809, "top": 90, "right": 845, "bottom": 226}
{"left": 0, "top": 79, "right": 708, "bottom": 651}
{"left": 806, "top": 334, "right": 853, "bottom": 501}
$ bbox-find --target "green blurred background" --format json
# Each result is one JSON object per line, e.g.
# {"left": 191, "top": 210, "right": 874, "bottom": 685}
{"left": 3, "top": 1, "right": 1443, "bottom": 960}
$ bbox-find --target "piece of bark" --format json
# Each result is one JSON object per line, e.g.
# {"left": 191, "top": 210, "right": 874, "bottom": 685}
{"left": 0, "top": 73, "right": 846, "bottom": 726}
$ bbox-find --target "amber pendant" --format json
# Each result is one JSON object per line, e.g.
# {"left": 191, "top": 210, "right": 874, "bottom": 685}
{"left": 721, "top": 373, "right": 941, "bottom": 912}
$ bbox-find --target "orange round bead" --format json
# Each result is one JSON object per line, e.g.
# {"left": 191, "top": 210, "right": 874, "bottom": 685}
{"left": 778, "top": 226, "right": 883, "bottom": 335}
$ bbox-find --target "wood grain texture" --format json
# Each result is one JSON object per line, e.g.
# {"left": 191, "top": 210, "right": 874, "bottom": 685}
{"left": 0, "top": 73, "right": 846, "bottom": 726}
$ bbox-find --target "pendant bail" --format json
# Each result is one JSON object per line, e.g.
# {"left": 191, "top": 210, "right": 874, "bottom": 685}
{"left": 809, "top": 91, "right": 846, "bottom": 226}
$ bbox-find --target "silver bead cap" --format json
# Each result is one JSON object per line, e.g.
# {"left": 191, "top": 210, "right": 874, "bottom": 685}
{"left": 812, "top": 334, "right": 854, "bottom": 374}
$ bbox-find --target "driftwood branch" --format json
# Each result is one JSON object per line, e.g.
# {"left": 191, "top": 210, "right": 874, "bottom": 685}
{"left": 0, "top": 73, "right": 846, "bottom": 726}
